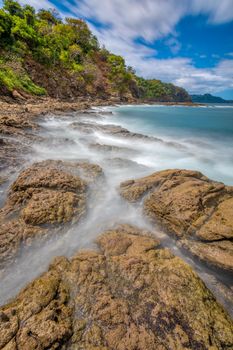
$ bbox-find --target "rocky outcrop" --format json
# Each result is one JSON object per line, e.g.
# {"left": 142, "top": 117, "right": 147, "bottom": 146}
{"left": 0, "top": 160, "right": 102, "bottom": 270}
{"left": 120, "top": 169, "right": 233, "bottom": 271}
{"left": 0, "top": 224, "right": 232, "bottom": 350}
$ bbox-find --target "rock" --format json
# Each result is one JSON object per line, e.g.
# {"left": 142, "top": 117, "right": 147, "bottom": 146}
{"left": 120, "top": 169, "right": 233, "bottom": 271}
{"left": 71, "top": 120, "right": 161, "bottom": 140}
{"left": 0, "top": 114, "right": 36, "bottom": 136}
{"left": 12, "top": 90, "right": 26, "bottom": 101}
{"left": 33, "top": 159, "right": 103, "bottom": 184}
{"left": 89, "top": 142, "right": 136, "bottom": 155}
{"left": 0, "top": 220, "right": 44, "bottom": 266}
{"left": 71, "top": 121, "right": 186, "bottom": 150}
{"left": 21, "top": 189, "right": 85, "bottom": 225}
{"left": 179, "top": 239, "right": 233, "bottom": 272}
{"left": 0, "top": 160, "right": 102, "bottom": 271}
{"left": 10, "top": 161, "right": 86, "bottom": 195}
{"left": 0, "top": 225, "right": 232, "bottom": 349}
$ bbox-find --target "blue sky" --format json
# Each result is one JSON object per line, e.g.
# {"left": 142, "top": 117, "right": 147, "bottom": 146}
{"left": 2, "top": 0, "right": 233, "bottom": 98}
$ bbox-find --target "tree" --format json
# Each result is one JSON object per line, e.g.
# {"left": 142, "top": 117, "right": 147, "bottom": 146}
{"left": 66, "top": 18, "right": 99, "bottom": 52}
{"left": 37, "top": 8, "right": 60, "bottom": 25}
{"left": 0, "top": 9, "right": 12, "bottom": 46}
{"left": 11, "top": 16, "right": 37, "bottom": 46}
{"left": 23, "top": 5, "right": 36, "bottom": 26}
{"left": 3, "top": 0, "right": 23, "bottom": 17}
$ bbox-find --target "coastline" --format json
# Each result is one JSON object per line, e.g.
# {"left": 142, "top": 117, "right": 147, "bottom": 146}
{"left": 0, "top": 96, "right": 202, "bottom": 182}
{"left": 0, "top": 97, "right": 233, "bottom": 348}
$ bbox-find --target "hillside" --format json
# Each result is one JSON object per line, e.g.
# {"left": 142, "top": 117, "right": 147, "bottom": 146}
{"left": 0, "top": 0, "right": 191, "bottom": 102}
{"left": 191, "top": 93, "right": 232, "bottom": 103}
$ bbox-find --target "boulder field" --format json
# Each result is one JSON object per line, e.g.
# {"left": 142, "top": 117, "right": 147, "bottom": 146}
{"left": 0, "top": 225, "right": 232, "bottom": 350}
{"left": 0, "top": 160, "right": 102, "bottom": 270}
{"left": 120, "top": 169, "right": 233, "bottom": 272}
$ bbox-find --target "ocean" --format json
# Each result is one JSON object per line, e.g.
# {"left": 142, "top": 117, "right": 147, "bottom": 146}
{"left": 106, "top": 104, "right": 233, "bottom": 185}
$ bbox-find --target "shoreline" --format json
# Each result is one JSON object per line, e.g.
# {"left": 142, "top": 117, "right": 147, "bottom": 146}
{"left": 1, "top": 100, "right": 233, "bottom": 303}
{"left": 0, "top": 98, "right": 233, "bottom": 348}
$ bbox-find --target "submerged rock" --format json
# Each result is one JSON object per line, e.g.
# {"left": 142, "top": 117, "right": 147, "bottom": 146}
{"left": 0, "top": 225, "right": 232, "bottom": 349}
{"left": 120, "top": 169, "right": 233, "bottom": 271}
{"left": 0, "top": 160, "right": 102, "bottom": 270}
{"left": 88, "top": 142, "right": 136, "bottom": 155}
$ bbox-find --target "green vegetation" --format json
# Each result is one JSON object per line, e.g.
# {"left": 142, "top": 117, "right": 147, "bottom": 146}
{"left": 0, "top": 65, "right": 46, "bottom": 95}
{"left": 137, "top": 77, "right": 190, "bottom": 102}
{"left": 0, "top": 0, "right": 190, "bottom": 101}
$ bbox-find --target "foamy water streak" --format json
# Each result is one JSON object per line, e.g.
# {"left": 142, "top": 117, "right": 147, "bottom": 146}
{"left": 0, "top": 106, "right": 232, "bottom": 316}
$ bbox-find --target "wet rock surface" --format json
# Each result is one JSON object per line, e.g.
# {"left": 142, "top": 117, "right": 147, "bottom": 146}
{"left": 0, "top": 224, "right": 232, "bottom": 350}
{"left": 0, "top": 99, "right": 93, "bottom": 182}
{"left": 0, "top": 160, "right": 102, "bottom": 271}
{"left": 120, "top": 169, "right": 233, "bottom": 271}
{"left": 88, "top": 143, "right": 137, "bottom": 157}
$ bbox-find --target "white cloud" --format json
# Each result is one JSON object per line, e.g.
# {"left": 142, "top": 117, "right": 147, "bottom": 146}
{"left": 190, "top": 0, "right": 233, "bottom": 24}
{"left": 124, "top": 55, "right": 233, "bottom": 94}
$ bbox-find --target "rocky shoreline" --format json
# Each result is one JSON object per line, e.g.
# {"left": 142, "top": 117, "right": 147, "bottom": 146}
{"left": 0, "top": 99, "right": 232, "bottom": 349}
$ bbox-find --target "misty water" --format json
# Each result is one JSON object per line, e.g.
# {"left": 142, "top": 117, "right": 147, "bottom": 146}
{"left": 0, "top": 104, "right": 233, "bottom": 315}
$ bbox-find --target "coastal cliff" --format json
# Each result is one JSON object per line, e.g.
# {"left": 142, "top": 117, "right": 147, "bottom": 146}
{"left": 0, "top": 1, "right": 190, "bottom": 103}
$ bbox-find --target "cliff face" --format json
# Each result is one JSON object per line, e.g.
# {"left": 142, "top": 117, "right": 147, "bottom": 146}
{"left": 0, "top": 1, "right": 190, "bottom": 102}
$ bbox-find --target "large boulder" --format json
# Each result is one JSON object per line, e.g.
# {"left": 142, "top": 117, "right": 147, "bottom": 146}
{"left": 120, "top": 169, "right": 233, "bottom": 271}
{"left": 0, "top": 160, "right": 102, "bottom": 270}
{"left": 0, "top": 225, "right": 232, "bottom": 349}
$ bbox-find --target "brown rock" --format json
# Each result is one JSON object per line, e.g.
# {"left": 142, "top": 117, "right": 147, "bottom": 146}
{"left": 0, "top": 225, "right": 232, "bottom": 349}
{"left": 21, "top": 190, "right": 85, "bottom": 225}
{"left": 12, "top": 90, "right": 26, "bottom": 101}
{"left": 0, "top": 160, "right": 102, "bottom": 271}
{"left": 120, "top": 169, "right": 233, "bottom": 271}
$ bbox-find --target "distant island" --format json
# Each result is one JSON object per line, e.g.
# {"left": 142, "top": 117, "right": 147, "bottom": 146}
{"left": 191, "top": 93, "right": 233, "bottom": 103}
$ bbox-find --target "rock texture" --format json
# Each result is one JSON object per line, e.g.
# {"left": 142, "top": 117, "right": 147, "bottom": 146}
{"left": 120, "top": 169, "right": 233, "bottom": 271}
{"left": 0, "top": 160, "right": 102, "bottom": 270}
{"left": 0, "top": 225, "right": 232, "bottom": 350}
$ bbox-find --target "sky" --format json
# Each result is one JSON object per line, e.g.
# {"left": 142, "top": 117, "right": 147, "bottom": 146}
{"left": 2, "top": 0, "right": 233, "bottom": 98}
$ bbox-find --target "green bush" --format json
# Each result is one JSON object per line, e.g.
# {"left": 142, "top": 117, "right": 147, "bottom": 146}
{"left": 0, "top": 66, "right": 46, "bottom": 95}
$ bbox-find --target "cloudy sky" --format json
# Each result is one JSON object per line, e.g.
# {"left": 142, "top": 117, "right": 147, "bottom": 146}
{"left": 2, "top": 0, "right": 233, "bottom": 98}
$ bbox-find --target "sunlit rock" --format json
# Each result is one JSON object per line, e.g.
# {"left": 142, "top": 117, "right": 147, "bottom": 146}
{"left": 0, "top": 225, "right": 232, "bottom": 349}
{"left": 0, "top": 160, "right": 103, "bottom": 271}
{"left": 120, "top": 169, "right": 233, "bottom": 271}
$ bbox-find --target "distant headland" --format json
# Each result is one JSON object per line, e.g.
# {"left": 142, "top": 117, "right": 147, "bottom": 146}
{"left": 191, "top": 93, "right": 233, "bottom": 103}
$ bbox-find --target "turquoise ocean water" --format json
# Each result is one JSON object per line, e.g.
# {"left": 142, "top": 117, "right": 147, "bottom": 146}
{"left": 109, "top": 104, "right": 233, "bottom": 185}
